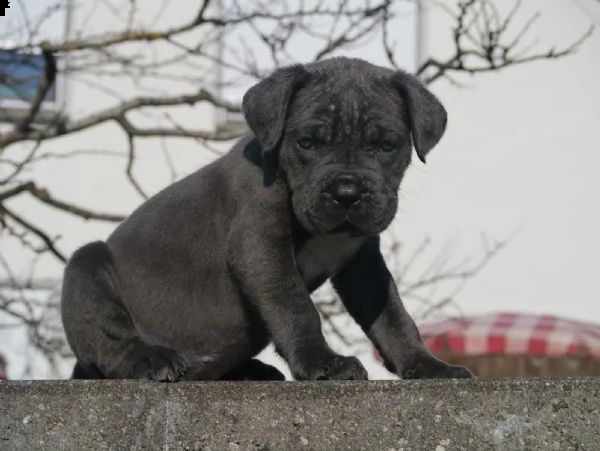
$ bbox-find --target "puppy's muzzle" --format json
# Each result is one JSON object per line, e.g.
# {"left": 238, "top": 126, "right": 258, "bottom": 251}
{"left": 325, "top": 173, "right": 363, "bottom": 208}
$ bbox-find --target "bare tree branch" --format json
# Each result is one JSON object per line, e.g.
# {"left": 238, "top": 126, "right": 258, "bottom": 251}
{"left": 4, "top": 0, "right": 213, "bottom": 53}
{"left": 1, "top": 205, "right": 67, "bottom": 262}
{"left": 124, "top": 133, "right": 149, "bottom": 199}
{"left": 0, "top": 181, "right": 126, "bottom": 222}
{"left": 416, "top": 0, "right": 594, "bottom": 85}
{"left": 0, "top": 88, "right": 242, "bottom": 148}
{"left": 15, "top": 49, "right": 57, "bottom": 133}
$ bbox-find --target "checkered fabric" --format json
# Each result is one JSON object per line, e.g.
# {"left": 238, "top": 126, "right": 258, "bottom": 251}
{"left": 418, "top": 312, "right": 600, "bottom": 357}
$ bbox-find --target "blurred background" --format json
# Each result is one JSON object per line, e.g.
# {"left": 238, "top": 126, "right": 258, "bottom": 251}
{"left": 0, "top": 0, "right": 599, "bottom": 380}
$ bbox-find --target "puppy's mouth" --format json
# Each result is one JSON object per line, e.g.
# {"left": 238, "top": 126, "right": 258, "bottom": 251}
{"left": 331, "top": 221, "right": 364, "bottom": 236}
{"left": 301, "top": 188, "right": 395, "bottom": 235}
{"left": 304, "top": 211, "right": 366, "bottom": 236}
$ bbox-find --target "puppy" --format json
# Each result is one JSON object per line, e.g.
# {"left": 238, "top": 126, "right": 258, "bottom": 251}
{"left": 61, "top": 57, "right": 472, "bottom": 381}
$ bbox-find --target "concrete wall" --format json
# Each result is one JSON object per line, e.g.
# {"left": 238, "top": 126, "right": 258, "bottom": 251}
{"left": 1, "top": 379, "right": 599, "bottom": 450}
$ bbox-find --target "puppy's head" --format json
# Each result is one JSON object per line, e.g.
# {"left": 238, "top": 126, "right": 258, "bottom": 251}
{"left": 242, "top": 57, "right": 447, "bottom": 236}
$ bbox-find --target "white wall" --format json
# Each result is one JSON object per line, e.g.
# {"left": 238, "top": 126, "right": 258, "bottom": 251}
{"left": 394, "top": 0, "right": 600, "bottom": 323}
{"left": 6, "top": 0, "right": 598, "bottom": 321}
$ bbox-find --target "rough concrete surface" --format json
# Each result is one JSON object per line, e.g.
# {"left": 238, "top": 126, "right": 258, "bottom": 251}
{"left": 0, "top": 378, "right": 599, "bottom": 450}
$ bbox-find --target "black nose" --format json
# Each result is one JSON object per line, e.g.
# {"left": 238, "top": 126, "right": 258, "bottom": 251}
{"left": 331, "top": 174, "right": 362, "bottom": 207}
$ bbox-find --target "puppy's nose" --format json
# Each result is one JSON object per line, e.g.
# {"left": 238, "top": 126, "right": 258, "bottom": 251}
{"left": 331, "top": 174, "right": 362, "bottom": 207}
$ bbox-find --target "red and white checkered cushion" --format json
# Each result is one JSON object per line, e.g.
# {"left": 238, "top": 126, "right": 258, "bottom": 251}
{"left": 418, "top": 312, "right": 600, "bottom": 357}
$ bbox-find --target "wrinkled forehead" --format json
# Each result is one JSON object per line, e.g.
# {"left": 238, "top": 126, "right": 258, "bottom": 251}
{"left": 286, "top": 76, "right": 407, "bottom": 133}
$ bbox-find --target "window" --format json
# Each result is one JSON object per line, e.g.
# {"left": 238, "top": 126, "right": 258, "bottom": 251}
{"left": 0, "top": 0, "right": 72, "bottom": 125}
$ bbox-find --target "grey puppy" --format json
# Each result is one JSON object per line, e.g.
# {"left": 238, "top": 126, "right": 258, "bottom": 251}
{"left": 62, "top": 57, "right": 472, "bottom": 381}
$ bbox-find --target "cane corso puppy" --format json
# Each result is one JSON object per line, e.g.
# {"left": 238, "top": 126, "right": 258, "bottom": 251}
{"left": 61, "top": 57, "right": 472, "bottom": 381}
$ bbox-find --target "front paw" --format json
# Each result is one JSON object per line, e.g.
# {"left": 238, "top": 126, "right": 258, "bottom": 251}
{"left": 129, "top": 345, "right": 189, "bottom": 382}
{"left": 402, "top": 355, "right": 473, "bottom": 379}
{"left": 293, "top": 353, "right": 368, "bottom": 381}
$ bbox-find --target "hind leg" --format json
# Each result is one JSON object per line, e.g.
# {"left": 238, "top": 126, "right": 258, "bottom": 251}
{"left": 61, "top": 241, "right": 189, "bottom": 381}
{"left": 220, "top": 359, "right": 285, "bottom": 381}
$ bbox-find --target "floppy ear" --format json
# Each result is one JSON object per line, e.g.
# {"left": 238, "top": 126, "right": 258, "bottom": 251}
{"left": 392, "top": 70, "right": 447, "bottom": 163}
{"left": 242, "top": 64, "right": 310, "bottom": 183}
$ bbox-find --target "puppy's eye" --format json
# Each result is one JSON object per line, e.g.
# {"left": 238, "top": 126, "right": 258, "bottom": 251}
{"left": 297, "top": 137, "right": 315, "bottom": 150}
{"left": 380, "top": 139, "right": 397, "bottom": 152}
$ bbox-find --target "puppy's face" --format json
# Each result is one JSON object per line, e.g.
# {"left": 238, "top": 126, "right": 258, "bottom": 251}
{"left": 243, "top": 58, "right": 447, "bottom": 236}
{"left": 279, "top": 78, "right": 411, "bottom": 235}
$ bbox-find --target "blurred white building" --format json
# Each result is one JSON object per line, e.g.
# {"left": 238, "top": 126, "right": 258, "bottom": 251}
{"left": 1, "top": 0, "right": 599, "bottom": 378}
{"left": 407, "top": 1, "right": 600, "bottom": 324}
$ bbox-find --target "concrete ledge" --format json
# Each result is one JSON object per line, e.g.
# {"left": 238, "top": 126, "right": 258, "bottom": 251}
{"left": 1, "top": 379, "right": 599, "bottom": 450}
